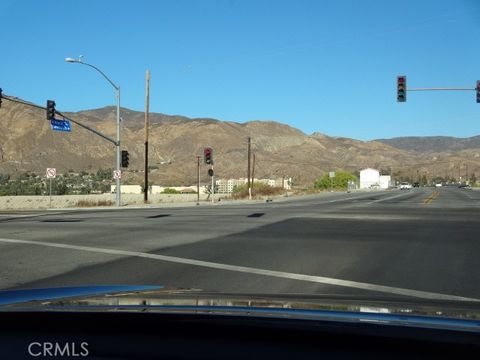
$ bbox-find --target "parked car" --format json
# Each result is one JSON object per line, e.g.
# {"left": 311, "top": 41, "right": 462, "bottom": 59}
{"left": 435, "top": 183, "right": 443, "bottom": 187}
{"left": 413, "top": 182, "right": 420, "bottom": 187}
{"left": 400, "top": 182, "right": 412, "bottom": 190}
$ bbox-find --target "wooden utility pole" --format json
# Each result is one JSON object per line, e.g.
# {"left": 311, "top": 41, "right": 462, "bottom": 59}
{"left": 247, "top": 137, "right": 251, "bottom": 199}
{"left": 197, "top": 155, "right": 201, "bottom": 204}
{"left": 144, "top": 70, "right": 150, "bottom": 203}
{"left": 251, "top": 153, "right": 256, "bottom": 186}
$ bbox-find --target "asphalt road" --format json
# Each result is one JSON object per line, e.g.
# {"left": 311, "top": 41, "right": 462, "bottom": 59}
{"left": 1, "top": 187, "right": 480, "bottom": 302}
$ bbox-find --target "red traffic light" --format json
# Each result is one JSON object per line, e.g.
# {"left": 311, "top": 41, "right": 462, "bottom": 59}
{"left": 204, "top": 147, "right": 213, "bottom": 165}
{"left": 476, "top": 80, "right": 480, "bottom": 103}
{"left": 397, "top": 76, "right": 407, "bottom": 102}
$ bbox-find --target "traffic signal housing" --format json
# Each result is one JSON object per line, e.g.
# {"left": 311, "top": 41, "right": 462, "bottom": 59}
{"left": 0, "top": 88, "right": 3, "bottom": 108}
{"left": 397, "top": 76, "right": 406, "bottom": 102}
{"left": 204, "top": 147, "right": 213, "bottom": 165}
{"left": 46, "top": 100, "right": 56, "bottom": 120}
{"left": 121, "top": 150, "right": 129, "bottom": 168}
{"left": 476, "top": 80, "right": 480, "bottom": 103}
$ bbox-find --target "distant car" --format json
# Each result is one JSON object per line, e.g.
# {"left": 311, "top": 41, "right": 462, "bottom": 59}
{"left": 435, "top": 183, "right": 443, "bottom": 187}
{"left": 458, "top": 184, "right": 471, "bottom": 189}
{"left": 413, "top": 182, "right": 420, "bottom": 188}
{"left": 399, "top": 182, "right": 412, "bottom": 190}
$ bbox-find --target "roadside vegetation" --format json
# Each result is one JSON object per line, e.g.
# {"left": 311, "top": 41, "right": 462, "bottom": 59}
{"left": 232, "top": 182, "right": 284, "bottom": 199}
{"left": 161, "top": 188, "right": 182, "bottom": 194}
{"left": 313, "top": 171, "right": 357, "bottom": 190}
{"left": 0, "top": 170, "right": 112, "bottom": 196}
{"left": 76, "top": 200, "right": 114, "bottom": 207}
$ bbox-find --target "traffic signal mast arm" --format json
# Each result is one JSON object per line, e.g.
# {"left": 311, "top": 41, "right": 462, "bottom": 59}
{"left": 396, "top": 76, "right": 479, "bottom": 103}
{"left": 407, "top": 87, "right": 476, "bottom": 91}
{"left": 0, "top": 92, "right": 118, "bottom": 145}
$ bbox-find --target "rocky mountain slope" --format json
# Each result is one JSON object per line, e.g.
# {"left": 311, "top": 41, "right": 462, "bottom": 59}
{"left": 1, "top": 99, "right": 479, "bottom": 186}
{"left": 376, "top": 136, "right": 480, "bottom": 153}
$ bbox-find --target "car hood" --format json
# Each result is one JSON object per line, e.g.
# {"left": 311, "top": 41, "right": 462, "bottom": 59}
{"left": 0, "top": 285, "right": 479, "bottom": 332}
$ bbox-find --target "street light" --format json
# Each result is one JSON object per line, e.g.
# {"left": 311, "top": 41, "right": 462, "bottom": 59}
{"left": 65, "top": 56, "right": 122, "bottom": 207}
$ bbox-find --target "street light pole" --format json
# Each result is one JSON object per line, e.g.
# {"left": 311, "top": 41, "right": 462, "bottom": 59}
{"left": 115, "top": 86, "right": 121, "bottom": 207}
{"left": 65, "top": 57, "right": 121, "bottom": 207}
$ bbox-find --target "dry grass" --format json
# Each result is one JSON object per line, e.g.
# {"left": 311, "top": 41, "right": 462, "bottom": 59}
{"left": 232, "top": 184, "right": 285, "bottom": 199}
{"left": 76, "top": 200, "right": 114, "bottom": 207}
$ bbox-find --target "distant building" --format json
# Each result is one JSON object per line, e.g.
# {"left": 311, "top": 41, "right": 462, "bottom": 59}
{"left": 379, "top": 175, "right": 393, "bottom": 189}
{"left": 215, "top": 177, "right": 292, "bottom": 193}
{"left": 360, "top": 168, "right": 380, "bottom": 189}
{"left": 216, "top": 178, "right": 248, "bottom": 194}
{"left": 151, "top": 185, "right": 208, "bottom": 194}
{"left": 110, "top": 185, "right": 143, "bottom": 194}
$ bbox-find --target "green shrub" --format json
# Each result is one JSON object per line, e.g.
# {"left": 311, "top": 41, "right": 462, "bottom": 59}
{"left": 162, "top": 188, "right": 181, "bottom": 194}
{"left": 314, "top": 171, "right": 357, "bottom": 190}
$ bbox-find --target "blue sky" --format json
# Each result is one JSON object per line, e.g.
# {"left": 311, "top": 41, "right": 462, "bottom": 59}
{"left": 1, "top": 0, "right": 480, "bottom": 140}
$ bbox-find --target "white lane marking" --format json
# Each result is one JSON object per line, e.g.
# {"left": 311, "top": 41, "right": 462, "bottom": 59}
{"left": 0, "top": 237, "right": 477, "bottom": 302}
{"left": 0, "top": 214, "right": 36, "bottom": 217}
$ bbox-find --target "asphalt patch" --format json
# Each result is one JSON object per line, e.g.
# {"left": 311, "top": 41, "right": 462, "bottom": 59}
{"left": 247, "top": 213, "right": 265, "bottom": 218}
{"left": 146, "top": 214, "right": 171, "bottom": 219}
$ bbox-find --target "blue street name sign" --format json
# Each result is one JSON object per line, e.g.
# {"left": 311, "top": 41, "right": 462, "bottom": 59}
{"left": 50, "top": 119, "right": 72, "bottom": 132}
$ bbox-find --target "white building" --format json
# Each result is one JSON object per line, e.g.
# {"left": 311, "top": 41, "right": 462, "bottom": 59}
{"left": 379, "top": 175, "right": 393, "bottom": 189}
{"left": 360, "top": 168, "right": 380, "bottom": 189}
{"left": 216, "top": 178, "right": 248, "bottom": 194}
{"left": 151, "top": 185, "right": 208, "bottom": 194}
{"left": 216, "top": 177, "right": 292, "bottom": 193}
{"left": 110, "top": 185, "right": 143, "bottom": 194}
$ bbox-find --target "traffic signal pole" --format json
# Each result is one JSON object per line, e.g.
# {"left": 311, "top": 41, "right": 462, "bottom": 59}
{"left": 144, "top": 70, "right": 150, "bottom": 203}
{"left": 211, "top": 165, "right": 215, "bottom": 204}
{"left": 197, "top": 156, "right": 200, "bottom": 204}
{"left": 115, "top": 87, "right": 121, "bottom": 207}
{"left": 247, "top": 137, "right": 251, "bottom": 200}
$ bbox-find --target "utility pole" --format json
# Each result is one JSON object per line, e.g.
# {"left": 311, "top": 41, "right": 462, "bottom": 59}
{"left": 251, "top": 153, "right": 256, "bottom": 187}
{"left": 197, "top": 155, "right": 200, "bottom": 204}
{"left": 144, "top": 70, "right": 150, "bottom": 203}
{"left": 247, "top": 137, "right": 251, "bottom": 200}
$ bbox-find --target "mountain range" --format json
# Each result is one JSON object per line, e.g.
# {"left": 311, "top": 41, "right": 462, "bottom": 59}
{"left": 375, "top": 136, "right": 480, "bottom": 153}
{"left": 0, "top": 99, "right": 479, "bottom": 186}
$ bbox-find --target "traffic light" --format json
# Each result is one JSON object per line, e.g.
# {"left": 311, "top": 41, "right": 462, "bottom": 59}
{"left": 121, "top": 150, "right": 129, "bottom": 168}
{"left": 0, "top": 88, "right": 2, "bottom": 108}
{"left": 397, "top": 76, "right": 406, "bottom": 102}
{"left": 476, "top": 80, "right": 480, "bottom": 103}
{"left": 204, "top": 147, "right": 213, "bottom": 165}
{"left": 46, "top": 100, "right": 56, "bottom": 120}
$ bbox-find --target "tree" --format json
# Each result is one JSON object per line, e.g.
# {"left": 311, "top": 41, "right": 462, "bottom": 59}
{"left": 420, "top": 175, "right": 428, "bottom": 186}
{"left": 469, "top": 173, "right": 477, "bottom": 185}
{"left": 314, "top": 171, "right": 357, "bottom": 190}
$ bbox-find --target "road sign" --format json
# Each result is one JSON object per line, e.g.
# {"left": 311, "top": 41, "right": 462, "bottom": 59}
{"left": 46, "top": 168, "right": 56, "bottom": 179}
{"left": 329, "top": 171, "right": 335, "bottom": 178}
{"left": 50, "top": 119, "right": 71, "bottom": 132}
{"left": 113, "top": 170, "right": 122, "bottom": 180}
